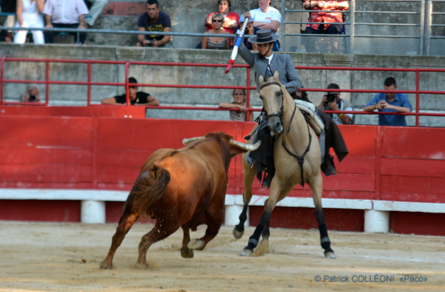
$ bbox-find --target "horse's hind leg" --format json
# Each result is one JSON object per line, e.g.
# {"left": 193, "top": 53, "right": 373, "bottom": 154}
{"left": 100, "top": 197, "right": 139, "bottom": 269}
{"left": 180, "top": 226, "right": 194, "bottom": 258}
{"left": 310, "top": 173, "right": 336, "bottom": 259}
{"left": 233, "top": 153, "right": 257, "bottom": 239}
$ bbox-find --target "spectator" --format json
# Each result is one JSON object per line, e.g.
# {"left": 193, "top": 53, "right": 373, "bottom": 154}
{"left": 219, "top": 89, "right": 253, "bottom": 122}
{"left": 22, "top": 84, "right": 41, "bottom": 102}
{"left": 43, "top": 0, "right": 89, "bottom": 45}
{"left": 205, "top": 0, "right": 239, "bottom": 35}
{"left": 364, "top": 77, "right": 412, "bottom": 126}
{"left": 234, "top": 18, "right": 257, "bottom": 51}
{"left": 84, "top": 0, "right": 108, "bottom": 27}
{"left": 317, "top": 83, "right": 353, "bottom": 125}
{"left": 202, "top": 13, "right": 230, "bottom": 50}
{"left": 137, "top": 0, "right": 171, "bottom": 47}
{"left": 302, "top": 0, "right": 349, "bottom": 52}
{"left": 101, "top": 77, "right": 160, "bottom": 106}
{"left": 14, "top": 0, "right": 45, "bottom": 44}
{"left": 0, "top": 30, "right": 13, "bottom": 42}
{"left": 241, "top": 0, "right": 281, "bottom": 51}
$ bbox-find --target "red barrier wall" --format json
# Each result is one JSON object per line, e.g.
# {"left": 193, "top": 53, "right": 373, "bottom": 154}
{"left": 1, "top": 114, "right": 445, "bottom": 234}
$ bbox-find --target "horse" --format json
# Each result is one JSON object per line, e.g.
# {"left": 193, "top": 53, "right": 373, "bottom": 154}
{"left": 99, "top": 132, "right": 260, "bottom": 269}
{"left": 233, "top": 71, "right": 336, "bottom": 259}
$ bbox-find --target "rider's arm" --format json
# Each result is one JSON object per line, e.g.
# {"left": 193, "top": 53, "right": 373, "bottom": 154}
{"left": 282, "top": 55, "right": 302, "bottom": 94}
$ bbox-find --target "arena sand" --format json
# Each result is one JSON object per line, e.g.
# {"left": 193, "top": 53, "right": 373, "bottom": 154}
{"left": 0, "top": 221, "right": 444, "bottom": 292}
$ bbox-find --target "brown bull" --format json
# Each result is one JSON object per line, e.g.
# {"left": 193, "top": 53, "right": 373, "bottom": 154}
{"left": 100, "top": 132, "right": 260, "bottom": 269}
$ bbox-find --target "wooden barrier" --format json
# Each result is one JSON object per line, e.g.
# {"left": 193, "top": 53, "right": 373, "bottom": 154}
{"left": 1, "top": 113, "right": 445, "bottom": 235}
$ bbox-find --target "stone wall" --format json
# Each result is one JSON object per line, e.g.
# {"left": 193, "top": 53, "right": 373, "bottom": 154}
{"left": 1, "top": 43, "right": 444, "bottom": 126}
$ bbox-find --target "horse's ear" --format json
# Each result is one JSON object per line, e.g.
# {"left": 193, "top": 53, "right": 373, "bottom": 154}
{"left": 259, "top": 75, "right": 265, "bottom": 86}
{"left": 273, "top": 70, "right": 280, "bottom": 79}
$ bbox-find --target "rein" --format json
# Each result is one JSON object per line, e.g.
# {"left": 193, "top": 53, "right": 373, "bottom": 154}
{"left": 260, "top": 81, "right": 312, "bottom": 187}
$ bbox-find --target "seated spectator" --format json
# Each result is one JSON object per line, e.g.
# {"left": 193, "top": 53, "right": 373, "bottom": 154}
{"left": 318, "top": 83, "right": 353, "bottom": 125}
{"left": 101, "top": 77, "right": 160, "bottom": 106}
{"left": 137, "top": 0, "right": 171, "bottom": 47}
{"left": 202, "top": 13, "right": 231, "bottom": 50}
{"left": 43, "top": 0, "right": 89, "bottom": 45}
{"left": 302, "top": 0, "right": 349, "bottom": 35}
{"left": 243, "top": 0, "right": 281, "bottom": 51}
{"left": 233, "top": 18, "right": 257, "bottom": 51}
{"left": 219, "top": 89, "right": 253, "bottom": 122}
{"left": 84, "top": 0, "right": 108, "bottom": 27}
{"left": 364, "top": 77, "right": 412, "bottom": 126}
{"left": 0, "top": 30, "right": 13, "bottom": 42}
{"left": 205, "top": 0, "right": 239, "bottom": 35}
{"left": 14, "top": 0, "right": 45, "bottom": 44}
{"left": 22, "top": 84, "right": 41, "bottom": 102}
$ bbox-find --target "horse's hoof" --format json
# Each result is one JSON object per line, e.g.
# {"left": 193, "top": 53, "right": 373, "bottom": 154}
{"left": 325, "top": 251, "right": 336, "bottom": 259}
{"left": 99, "top": 260, "right": 113, "bottom": 269}
{"left": 180, "top": 246, "right": 194, "bottom": 258}
{"left": 240, "top": 248, "right": 253, "bottom": 257}
{"left": 134, "top": 262, "right": 149, "bottom": 269}
{"left": 233, "top": 227, "right": 244, "bottom": 239}
{"left": 187, "top": 239, "right": 204, "bottom": 250}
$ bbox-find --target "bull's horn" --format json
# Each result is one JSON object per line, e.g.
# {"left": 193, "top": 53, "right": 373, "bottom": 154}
{"left": 182, "top": 136, "right": 205, "bottom": 145}
{"left": 229, "top": 140, "right": 261, "bottom": 151}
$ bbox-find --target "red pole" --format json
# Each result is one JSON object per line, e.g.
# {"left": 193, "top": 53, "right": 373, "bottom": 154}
{"left": 0, "top": 55, "right": 5, "bottom": 107}
{"left": 416, "top": 68, "right": 420, "bottom": 127}
{"left": 246, "top": 67, "right": 251, "bottom": 121}
{"left": 45, "top": 60, "right": 49, "bottom": 106}
{"left": 87, "top": 62, "right": 91, "bottom": 106}
{"left": 125, "top": 61, "right": 130, "bottom": 107}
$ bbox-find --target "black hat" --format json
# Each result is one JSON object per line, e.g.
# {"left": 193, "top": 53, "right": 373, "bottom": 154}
{"left": 248, "top": 29, "right": 280, "bottom": 44}
{"left": 128, "top": 77, "right": 138, "bottom": 84}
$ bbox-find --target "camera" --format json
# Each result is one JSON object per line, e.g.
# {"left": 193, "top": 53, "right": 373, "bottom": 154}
{"left": 29, "top": 94, "right": 37, "bottom": 102}
{"left": 326, "top": 92, "right": 337, "bottom": 103}
{"left": 145, "top": 39, "right": 155, "bottom": 46}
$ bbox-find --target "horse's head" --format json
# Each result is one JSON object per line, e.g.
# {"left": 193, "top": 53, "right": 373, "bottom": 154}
{"left": 259, "top": 71, "right": 285, "bottom": 136}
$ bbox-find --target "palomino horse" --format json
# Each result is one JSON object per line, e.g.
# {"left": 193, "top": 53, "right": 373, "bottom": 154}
{"left": 233, "top": 71, "right": 336, "bottom": 259}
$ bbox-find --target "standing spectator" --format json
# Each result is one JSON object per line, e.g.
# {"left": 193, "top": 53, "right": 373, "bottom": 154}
{"left": 202, "top": 13, "right": 230, "bottom": 50}
{"left": 205, "top": 0, "right": 239, "bottom": 35}
{"left": 22, "top": 84, "right": 41, "bottom": 102}
{"left": 14, "top": 0, "right": 45, "bottom": 44}
{"left": 43, "top": 0, "right": 89, "bottom": 45}
{"left": 219, "top": 89, "right": 253, "bottom": 122}
{"left": 318, "top": 83, "right": 353, "bottom": 125}
{"left": 243, "top": 0, "right": 281, "bottom": 51}
{"left": 364, "top": 77, "right": 412, "bottom": 126}
{"left": 137, "top": 0, "right": 171, "bottom": 47}
{"left": 101, "top": 77, "right": 160, "bottom": 106}
{"left": 84, "top": 0, "right": 108, "bottom": 27}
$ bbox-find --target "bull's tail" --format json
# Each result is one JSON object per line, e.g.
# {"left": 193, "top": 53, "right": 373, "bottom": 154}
{"left": 132, "top": 165, "right": 171, "bottom": 216}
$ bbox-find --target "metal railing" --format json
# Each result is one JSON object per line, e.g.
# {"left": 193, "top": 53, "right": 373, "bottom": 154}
{"left": 1, "top": 57, "right": 445, "bottom": 126}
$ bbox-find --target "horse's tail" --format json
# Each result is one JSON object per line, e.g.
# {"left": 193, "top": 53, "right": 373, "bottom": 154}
{"left": 132, "top": 164, "right": 171, "bottom": 216}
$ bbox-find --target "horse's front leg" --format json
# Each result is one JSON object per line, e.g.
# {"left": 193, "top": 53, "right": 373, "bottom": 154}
{"left": 233, "top": 152, "right": 257, "bottom": 240}
{"left": 310, "top": 173, "right": 336, "bottom": 259}
{"left": 240, "top": 177, "right": 283, "bottom": 256}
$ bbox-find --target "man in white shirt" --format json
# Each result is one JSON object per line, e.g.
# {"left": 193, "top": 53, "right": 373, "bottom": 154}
{"left": 240, "top": 0, "right": 281, "bottom": 51}
{"left": 43, "top": 0, "right": 89, "bottom": 44}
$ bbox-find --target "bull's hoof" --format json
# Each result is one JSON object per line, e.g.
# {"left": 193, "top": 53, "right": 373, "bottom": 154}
{"left": 240, "top": 247, "right": 253, "bottom": 257}
{"left": 180, "top": 246, "right": 194, "bottom": 258}
{"left": 325, "top": 251, "right": 336, "bottom": 259}
{"left": 187, "top": 239, "right": 204, "bottom": 250}
{"left": 99, "top": 260, "right": 114, "bottom": 270}
{"left": 134, "top": 262, "right": 149, "bottom": 269}
{"left": 233, "top": 227, "right": 244, "bottom": 239}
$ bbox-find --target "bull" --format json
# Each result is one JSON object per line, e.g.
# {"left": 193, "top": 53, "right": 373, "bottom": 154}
{"left": 100, "top": 132, "right": 260, "bottom": 269}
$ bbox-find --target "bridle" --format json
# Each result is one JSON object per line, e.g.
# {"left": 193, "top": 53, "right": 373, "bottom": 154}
{"left": 259, "top": 81, "right": 312, "bottom": 187}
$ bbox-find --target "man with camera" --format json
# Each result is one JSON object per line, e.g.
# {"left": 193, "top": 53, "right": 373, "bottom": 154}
{"left": 22, "top": 84, "right": 41, "bottom": 102}
{"left": 318, "top": 83, "right": 353, "bottom": 125}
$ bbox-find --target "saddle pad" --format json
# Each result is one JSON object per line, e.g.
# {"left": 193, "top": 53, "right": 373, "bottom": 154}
{"left": 295, "top": 101, "right": 324, "bottom": 135}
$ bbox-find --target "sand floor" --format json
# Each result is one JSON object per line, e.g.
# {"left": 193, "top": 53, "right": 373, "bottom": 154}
{"left": 0, "top": 221, "right": 444, "bottom": 292}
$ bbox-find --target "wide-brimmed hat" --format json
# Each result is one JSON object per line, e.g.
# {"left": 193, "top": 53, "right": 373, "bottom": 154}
{"left": 248, "top": 29, "right": 280, "bottom": 44}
